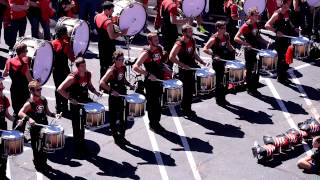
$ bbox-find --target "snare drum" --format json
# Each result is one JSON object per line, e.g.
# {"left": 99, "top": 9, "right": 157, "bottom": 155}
{"left": 57, "top": 17, "right": 90, "bottom": 57}
{"left": 291, "top": 37, "right": 310, "bottom": 59}
{"left": 125, "top": 93, "right": 146, "bottom": 117}
{"left": 16, "top": 37, "right": 53, "bottom": 85}
{"left": 162, "top": 79, "right": 183, "bottom": 106}
{"left": 195, "top": 68, "right": 216, "bottom": 95}
{"left": 83, "top": 102, "right": 106, "bottom": 127}
{"left": 258, "top": 49, "right": 278, "bottom": 72}
{"left": 182, "top": 0, "right": 206, "bottom": 17}
{"left": 41, "top": 125, "right": 65, "bottom": 152}
{"left": 225, "top": 60, "right": 246, "bottom": 85}
{"left": 1, "top": 130, "right": 24, "bottom": 157}
{"left": 113, "top": 0, "right": 147, "bottom": 36}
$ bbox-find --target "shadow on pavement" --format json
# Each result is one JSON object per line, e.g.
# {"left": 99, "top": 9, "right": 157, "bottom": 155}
{"left": 122, "top": 142, "right": 176, "bottom": 166}
{"left": 255, "top": 94, "right": 308, "bottom": 115}
{"left": 187, "top": 115, "right": 245, "bottom": 138}
{"left": 222, "top": 103, "right": 274, "bottom": 124}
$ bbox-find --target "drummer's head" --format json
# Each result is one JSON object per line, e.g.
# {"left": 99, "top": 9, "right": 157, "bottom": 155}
{"left": 16, "top": 43, "right": 28, "bottom": 57}
{"left": 55, "top": 25, "right": 68, "bottom": 40}
{"left": 75, "top": 57, "right": 86, "bottom": 72}
{"left": 102, "top": 1, "right": 114, "bottom": 16}
{"left": 112, "top": 50, "right": 124, "bottom": 68}
{"left": 215, "top": 21, "right": 226, "bottom": 34}
{"left": 247, "top": 7, "right": 260, "bottom": 22}
{"left": 28, "top": 80, "right": 42, "bottom": 96}
{"left": 182, "top": 24, "right": 193, "bottom": 39}
{"left": 147, "top": 32, "right": 159, "bottom": 46}
{"left": 281, "top": 0, "right": 292, "bottom": 8}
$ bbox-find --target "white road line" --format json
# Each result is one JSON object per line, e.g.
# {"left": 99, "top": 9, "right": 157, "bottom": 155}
{"left": 169, "top": 106, "right": 202, "bottom": 180}
{"left": 288, "top": 71, "right": 320, "bottom": 119}
{"left": 36, "top": 171, "right": 44, "bottom": 180}
{"left": 262, "top": 78, "right": 312, "bottom": 156}
{"left": 6, "top": 159, "right": 11, "bottom": 179}
{"left": 143, "top": 114, "right": 169, "bottom": 180}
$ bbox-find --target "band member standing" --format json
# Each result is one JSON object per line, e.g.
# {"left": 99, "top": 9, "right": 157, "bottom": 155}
{"left": 133, "top": 32, "right": 171, "bottom": 132}
{"left": 160, "top": 0, "right": 191, "bottom": 55}
{"left": 7, "top": 0, "right": 29, "bottom": 54}
{"left": 3, "top": 43, "right": 32, "bottom": 132}
{"left": 203, "top": 21, "right": 235, "bottom": 106}
{"left": 169, "top": 24, "right": 206, "bottom": 117}
{"left": 58, "top": 57, "right": 101, "bottom": 153}
{"left": 95, "top": 1, "right": 128, "bottom": 79}
{"left": 18, "top": 80, "right": 61, "bottom": 172}
{"left": 265, "top": 0, "right": 298, "bottom": 84}
{"left": 100, "top": 51, "right": 134, "bottom": 147}
{"left": 224, "top": 0, "right": 239, "bottom": 46}
{"left": 52, "top": 25, "right": 75, "bottom": 114}
{"left": 0, "top": 80, "right": 14, "bottom": 180}
{"left": 235, "top": 8, "right": 264, "bottom": 96}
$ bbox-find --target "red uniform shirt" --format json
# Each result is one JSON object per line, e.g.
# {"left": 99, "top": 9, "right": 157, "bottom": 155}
{"left": 266, "top": 0, "right": 277, "bottom": 17}
{"left": 51, "top": 39, "right": 71, "bottom": 55}
{"left": 95, "top": 12, "right": 111, "bottom": 31}
{"left": 144, "top": 47, "right": 163, "bottom": 64}
{"left": 239, "top": 22, "right": 258, "bottom": 35}
{"left": 5, "top": 56, "right": 29, "bottom": 74}
{"left": 161, "top": 0, "right": 177, "bottom": 17}
{"left": 8, "top": 0, "right": 27, "bottom": 20}
{"left": 69, "top": 70, "right": 91, "bottom": 87}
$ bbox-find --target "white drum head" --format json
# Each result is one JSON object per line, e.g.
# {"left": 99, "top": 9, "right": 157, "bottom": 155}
{"left": 182, "top": 0, "right": 206, "bottom": 17}
{"left": 307, "top": 0, "right": 320, "bottom": 7}
{"left": 244, "top": 0, "right": 266, "bottom": 15}
{"left": 225, "top": 60, "right": 245, "bottom": 69}
{"left": 32, "top": 41, "right": 53, "bottom": 85}
{"left": 113, "top": 1, "right": 147, "bottom": 36}
{"left": 73, "top": 20, "right": 90, "bottom": 56}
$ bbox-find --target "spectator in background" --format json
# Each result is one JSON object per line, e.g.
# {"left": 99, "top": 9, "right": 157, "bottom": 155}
{"left": 266, "top": 0, "right": 278, "bottom": 18}
{"left": 58, "top": 0, "right": 77, "bottom": 18}
{"left": 77, "top": 0, "right": 101, "bottom": 34}
{"left": 297, "top": 136, "right": 320, "bottom": 174}
{"left": 0, "top": 0, "right": 8, "bottom": 42}
{"left": 224, "top": 0, "right": 239, "bottom": 47}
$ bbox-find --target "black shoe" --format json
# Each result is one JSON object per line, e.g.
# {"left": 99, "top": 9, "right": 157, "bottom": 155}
{"left": 277, "top": 78, "right": 292, "bottom": 85}
{"left": 149, "top": 123, "right": 166, "bottom": 134}
{"left": 216, "top": 99, "right": 230, "bottom": 106}
{"left": 181, "top": 109, "right": 197, "bottom": 117}
{"left": 121, "top": 137, "right": 131, "bottom": 145}
{"left": 115, "top": 138, "right": 126, "bottom": 149}
{"left": 247, "top": 90, "right": 261, "bottom": 97}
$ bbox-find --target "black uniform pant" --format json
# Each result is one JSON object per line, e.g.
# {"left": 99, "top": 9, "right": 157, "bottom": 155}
{"left": 275, "top": 38, "right": 290, "bottom": 81}
{"left": 244, "top": 49, "right": 261, "bottom": 92}
{"left": 109, "top": 96, "right": 126, "bottom": 141}
{"left": 145, "top": 81, "right": 162, "bottom": 127}
{"left": 99, "top": 46, "right": 115, "bottom": 79}
{"left": 0, "top": 122, "right": 7, "bottom": 179}
{"left": 30, "top": 126, "right": 47, "bottom": 167}
{"left": 11, "top": 87, "right": 30, "bottom": 132}
{"left": 53, "top": 69, "right": 69, "bottom": 113}
{"left": 179, "top": 70, "right": 195, "bottom": 111}
{"left": 70, "top": 104, "right": 86, "bottom": 149}
{"left": 212, "top": 61, "right": 227, "bottom": 103}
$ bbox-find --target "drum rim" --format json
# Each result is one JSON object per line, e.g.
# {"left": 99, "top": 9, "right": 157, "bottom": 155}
{"left": 117, "top": 2, "right": 147, "bottom": 36}
{"left": 83, "top": 102, "right": 105, "bottom": 112}
{"left": 182, "top": 0, "right": 206, "bottom": 17}
{"left": 125, "top": 93, "right": 146, "bottom": 103}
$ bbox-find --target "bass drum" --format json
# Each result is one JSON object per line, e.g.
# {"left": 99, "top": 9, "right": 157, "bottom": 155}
{"left": 243, "top": 0, "right": 266, "bottom": 15}
{"left": 57, "top": 17, "right": 90, "bottom": 57}
{"left": 113, "top": 0, "right": 147, "bottom": 36}
{"left": 16, "top": 37, "right": 53, "bottom": 85}
{"left": 307, "top": 0, "right": 320, "bottom": 7}
{"left": 182, "top": 0, "right": 206, "bottom": 17}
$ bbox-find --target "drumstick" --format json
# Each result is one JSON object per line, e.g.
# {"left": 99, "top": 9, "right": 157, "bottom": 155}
{"left": 50, "top": 112, "right": 63, "bottom": 125}
{"left": 189, "top": 68, "right": 201, "bottom": 71}
{"left": 13, "top": 120, "right": 23, "bottom": 130}
{"left": 154, "top": 79, "right": 164, "bottom": 83}
{"left": 34, "top": 123, "right": 50, "bottom": 128}
{"left": 259, "top": 29, "right": 297, "bottom": 39}
{"left": 249, "top": 47, "right": 264, "bottom": 53}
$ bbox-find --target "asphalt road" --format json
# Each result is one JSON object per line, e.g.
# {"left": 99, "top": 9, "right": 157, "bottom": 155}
{"left": 0, "top": 7, "right": 320, "bottom": 180}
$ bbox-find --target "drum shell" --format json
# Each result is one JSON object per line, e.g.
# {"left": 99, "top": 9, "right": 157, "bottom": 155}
{"left": 83, "top": 102, "right": 106, "bottom": 127}
{"left": 162, "top": 87, "right": 183, "bottom": 106}
{"left": 1, "top": 131, "right": 24, "bottom": 157}
{"left": 292, "top": 43, "right": 310, "bottom": 59}
{"left": 196, "top": 73, "right": 216, "bottom": 95}
{"left": 126, "top": 101, "right": 146, "bottom": 117}
{"left": 41, "top": 127, "right": 65, "bottom": 152}
{"left": 225, "top": 61, "right": 246, "bottom": 85}
{"left": 259, "top": 50, "right": 278, "bottom": 72}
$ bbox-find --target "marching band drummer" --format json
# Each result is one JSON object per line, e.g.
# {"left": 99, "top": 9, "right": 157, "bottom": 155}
{"left": 234, "top": 7, "right": 265, "bottom": 96}
{"left": 3, "top": 43, "right": 33, "bottom": 132}
{"left": 51, "top": 25, "right": 75, "bottom": 115}
{"left": 100, "top": 50, "right": 134, "bottom": 148}
{"left": 265, "top": 0, "right": 299, "bottom": 85}
{"left": 133, "top": 32, "right": 171, "bottom": 133}
{"left": 18, "top": 80, "right": 61, "bottom": 172}
{"left": 94, "top": 1, "right": 128, "bottom": 79}
{"left": 169, "top": 24, "right": 206, "bottom": 118}
{"left": 203, "top": 21, "right": 235, "bottom": 106}
{"left": 57, "top": 57, "right": 102, "bottom": 155}
{"left": 0, "top": 79, "right": 14, "bottom": 180}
